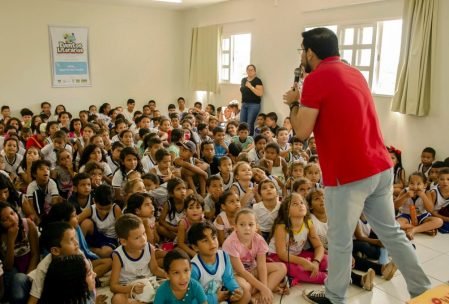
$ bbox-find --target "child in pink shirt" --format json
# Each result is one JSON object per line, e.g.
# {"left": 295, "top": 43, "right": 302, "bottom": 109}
{"left": 222, "top": 208, "right": 287, "bottom": 303}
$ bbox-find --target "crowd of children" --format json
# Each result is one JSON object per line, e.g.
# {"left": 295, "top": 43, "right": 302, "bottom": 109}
{"left": 0, "top": 99, "right": 447, "bottom": 304}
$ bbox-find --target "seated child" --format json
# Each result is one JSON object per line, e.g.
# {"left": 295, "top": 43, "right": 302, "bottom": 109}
{"left": 39, "top": 254, "right": 100, "bottom": 304}
{"left": 141, "top": 137, "right": 162, "bottom": 173}
{"left": 268, "top": 193, "right": 328, "bottom": 286}
{"left": 214, "top": 156, "right": 234, "bottom": 191}
{"left": 275, "top": 127, "right": 290, "bottom": 158}
{"left": 43, "top": 202, "right": 112, "bottom": 278}
{"left": 107, "top": 141, "right": 124, "bottom": 175}
{"left": 110, "top": 214, "right": 165, "bottom": 304}
{"left": 263, "top": 142, "right": 288, "bottom": 184}
{"left": 78, "top": 184, "right": 122, "bottom": 258}
{"left": 176, "top": 195, "right": 205, "bottom": 258}
{"left": 214, "top": 191, "right": 241, "bottom": 246}
{"left": 154, "top": 249, "right": 207, "bottom": 303}
{"left": 394, "top": 172, "right": 443, "bottom": 239}
{"left": 158, "top": 178, "right": 187, "bottom": 241}
{"left": 304, "top": 163, "right": 322, "bottom": 189}
{"left": 40, "top": 130, "right": 72, "bottom": 169}
{"left": 189, "top": 222, "right": 249, "bottom": 304}
{"left": 292, "top": 177, "right": 312, "bottom": 198}
{"left": 23, "top": 160, "right": 61, "bottom": 225}
{"left": 429, "top": 168, "right": 449, "bottom": 233}
{"left": 285, "top": 161, "right": 305, "bottom": 193}
{"left": 248, "top": 135, "right": 267, "bottom": 165}
{"left": 286, "top": 137, "right": 308, "bottom": 163}
{"left": 231, "top": 123, "right": 254, "bottom": 153}
{"left": 84, "top": 161, "right": 105, "bottom": 197}
{"left": 27, "top": 222, "right": 80, "bottom": 304}
{"left": 124, "top": 192, "right": 159, "bottom": 244}
{"left": 150, "top": 148, "right": 173, "bottom": 185}
{"left": 253, "top": 179, "right": 281, "bottom": 242}
{"left": 200, "top": 140, "right": 220, "bottom": 175}
{"left": 418, "top": 147, "right": 436, "bottom": 178}
{"left": 51, "top": 149, "right": 75, "bottom": 199}
{"left": 68, "top": 172, "right": 94, "bottom": 214}
{"left": 222, "top": 209, "right": 287, "bottom": 303}
{"left": 173, "top": 141, "right": 209, "bottom": 197}
{"left": 203, "top": 176, "right": 224, "bottom": 220}
{"left": 0, "top": 202, "right": 38, "bottom": 304}
{"left": 142, "top": 172, "right": 169, "bottom": 215}
{"left": 230, "top": 162, "right": 257, "bottom": 208}
{"left": 387, "top": 146, "right": 405, "bottom": 197}
{"left": 253, "top": 113, "right": 266, "bottom": 136}
{"left": 212, "top": 127, "right": 228, "bottom": 158}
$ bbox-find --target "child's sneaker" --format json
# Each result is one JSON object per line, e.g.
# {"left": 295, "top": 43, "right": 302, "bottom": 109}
{"left": 303, "top": 289, "right": 333, "bottom": 304}
{"left": 361, "top": 268, "right": 375, "bottom": 291}
{"left": 381, "top": 261, "right": 398, "bottom": 280}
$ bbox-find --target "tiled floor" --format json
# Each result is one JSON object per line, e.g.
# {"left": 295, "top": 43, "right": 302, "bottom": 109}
{"left": 97, "top": 233, "right": 449, "bottom": 303}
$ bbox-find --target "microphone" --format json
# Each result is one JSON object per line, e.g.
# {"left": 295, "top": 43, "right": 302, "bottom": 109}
{"left": 293, "top": 67, "right": 301, "bottom": 90}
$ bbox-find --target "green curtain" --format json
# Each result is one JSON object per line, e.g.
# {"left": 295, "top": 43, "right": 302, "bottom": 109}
{"left": 189, "top": 25, "right": 222, "bottom": 93}
{"left": 391, "top": 0, "right": 439, "bottom": 116}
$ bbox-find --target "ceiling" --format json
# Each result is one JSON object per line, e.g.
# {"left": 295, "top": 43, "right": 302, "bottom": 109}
{"left": 59, "top": 0, "right": 230, "bottom": 10}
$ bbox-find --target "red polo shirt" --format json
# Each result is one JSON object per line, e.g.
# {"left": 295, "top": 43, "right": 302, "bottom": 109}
{"left": 301, "top": 56, "right": 392, "bottom": 186}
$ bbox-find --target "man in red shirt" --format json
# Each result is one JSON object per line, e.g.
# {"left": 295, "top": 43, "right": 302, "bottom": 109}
{"left": 284, "top": 28, "right": 430, "bottom": 304}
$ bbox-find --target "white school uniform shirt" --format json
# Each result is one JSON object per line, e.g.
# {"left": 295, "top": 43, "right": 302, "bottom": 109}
{"left": 310, "top": 214, "right": 328, "bottom": 250}
{"left": 430, "top": 186, "right": 449, "bottom": 211}
{"left": 268, "top": 219, "right": 312, "bottom": 256}
{"left": 91, "top": 204, "right": 117, "bottom": 238}
{"left": 107, "top": 155, "right": 119, "bottom": 174}
{"left": 113, "top": 243, "right": 152, "bottom": 284}
{"left": 1, "top": 151, "right": 23, "bottom": 174}
{"left": 141, "top": 154, "right": 157, "bottom": 174}
{"left": 41, "top": 143, "right": 73, "bottom": 169}
{"left": 191, "top": 250, "right": 227, "bottom": 293}
{"left": 214, "top": 172, "right": 234, "bottom": 191}
{"left": 253, "top": 201, "right": 281, "bottom": 233}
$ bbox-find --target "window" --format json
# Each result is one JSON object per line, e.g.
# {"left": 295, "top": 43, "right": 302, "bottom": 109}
{"left": 219, "top": 33, "right": 251, "bottom": 84}
{"left": 305, "top": 19, "right": 402, "bottom": 95}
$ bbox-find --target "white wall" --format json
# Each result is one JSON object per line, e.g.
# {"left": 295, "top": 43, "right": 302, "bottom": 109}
{"left": 183, "top": 0, "right": 449, "bottom": 175}
{"left": 1, "top": 0, "right": 447, "bottom": 176}
{"left": 0, "top": 0, "right": 184, "bottom": 115}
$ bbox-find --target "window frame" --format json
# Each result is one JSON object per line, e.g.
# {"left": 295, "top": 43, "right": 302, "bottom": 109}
{"left": 304, "top": 18, "right": 401, "bottom": 96}
{"left": 219, "top": 33, "right": 252, "bottom": 85}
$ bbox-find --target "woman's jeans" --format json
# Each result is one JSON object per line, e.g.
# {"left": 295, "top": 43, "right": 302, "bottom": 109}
{"left": 240, "top": 102, "right": 260, "bottom": 135}
{"left": 324, "top": 168, "right": 431, "bottom": 304}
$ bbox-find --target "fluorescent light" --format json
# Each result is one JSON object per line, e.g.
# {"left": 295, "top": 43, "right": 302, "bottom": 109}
{"left": 154, "top": 0, "right": 182, "bottom": 3}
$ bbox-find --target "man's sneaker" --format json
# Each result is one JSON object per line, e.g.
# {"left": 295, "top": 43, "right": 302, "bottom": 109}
{"left": 362, "top": 268, "right": 375, "bottom": 291}
{"left": 381, "top": 261, "right": 398, "bottom": 280}
{"left": 303, "top": 289, "right": 333, "bottom": 304}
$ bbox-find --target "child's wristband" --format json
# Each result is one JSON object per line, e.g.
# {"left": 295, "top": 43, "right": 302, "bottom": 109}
{"left": 313, "top": 259, "right": 321, "bottom": 264}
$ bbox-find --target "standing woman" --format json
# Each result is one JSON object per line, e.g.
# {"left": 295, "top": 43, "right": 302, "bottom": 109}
{"left": 240, "top": 64, "right": 264, "bottom": 135}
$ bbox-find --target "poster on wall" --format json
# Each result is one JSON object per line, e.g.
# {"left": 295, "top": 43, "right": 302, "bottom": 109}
{"left": 49, "top": 26, "right": 91, "bottom": 87}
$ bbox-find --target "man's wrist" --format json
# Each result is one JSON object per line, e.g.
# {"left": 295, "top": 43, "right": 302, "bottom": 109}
{"left": 289, "top": 101, "right": 300, "bottom": 111}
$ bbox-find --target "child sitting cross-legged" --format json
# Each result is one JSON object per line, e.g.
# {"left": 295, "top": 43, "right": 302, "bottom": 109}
{"left": 110, "top": 214, "right": 166, "bottom": 304}
{"left": 78, "top": 184, "right": 122, "bottom": 258}
{"left": 188, "top": 221, "right": 249, "bottom": 304}
{"left": 394, "top": 172, "right": 443, "bottom": 239}
{"left": 222, "top": 208, "right": 288, "bottom": 304}
{"left": 268, "top": 193, "right": 328, "bottom": 286}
